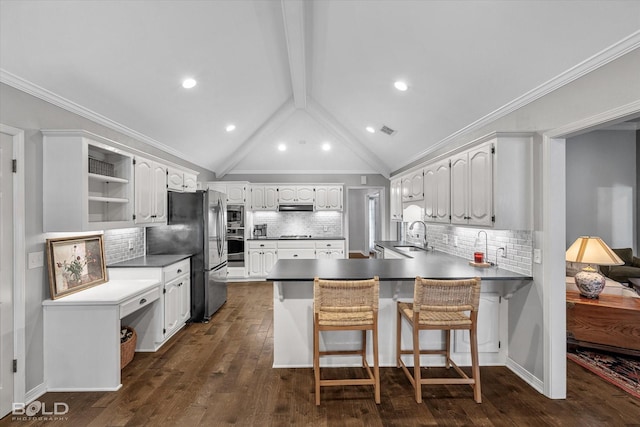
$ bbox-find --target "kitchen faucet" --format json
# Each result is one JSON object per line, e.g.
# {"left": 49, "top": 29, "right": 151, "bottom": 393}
{"left": 475, "top": 230, "right": 488, "bottom": 263}
{"left": 409, "top": 221, "right": 428, "bottom": 247}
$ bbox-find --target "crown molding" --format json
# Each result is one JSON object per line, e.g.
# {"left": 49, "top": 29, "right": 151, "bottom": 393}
{"left": 546, "top": 99, "right": 640, "bottom": 139}
{"left": 405, "top": 30, "right": 640, "bottom": 168}
{"left": 229, "top": 169, "right": 378, "bottom": 175}
{"left": 0, "top": 68, "right": 211, "bottom": 172}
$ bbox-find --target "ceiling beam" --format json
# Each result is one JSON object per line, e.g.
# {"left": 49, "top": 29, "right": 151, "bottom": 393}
{"left": 215, "top": 98, "right": 297, "bottom": 178}
{"left": 281, "top": 0, "right": 307, "bottom": 109}
{"left": 306, "top": 98, "right": 391, "bottom": 178}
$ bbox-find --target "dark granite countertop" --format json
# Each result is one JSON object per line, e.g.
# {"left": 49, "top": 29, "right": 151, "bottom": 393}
{"left": 108, "top": 254, "right": 191, "bottom": 268}
{"left": 247, "top": 236, "right": 345, "bottom": 241}
{"left": 268, "top": 242, "right": 532, "bottom": 282}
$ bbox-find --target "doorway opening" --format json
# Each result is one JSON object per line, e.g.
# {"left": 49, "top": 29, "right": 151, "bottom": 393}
{"left": 347, "top": 187, "right": 384, "bottom": 258}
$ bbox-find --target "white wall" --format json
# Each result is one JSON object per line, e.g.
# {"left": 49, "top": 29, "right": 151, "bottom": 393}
{"left": 567, "top": 130, "right": 637, "bottom": 252}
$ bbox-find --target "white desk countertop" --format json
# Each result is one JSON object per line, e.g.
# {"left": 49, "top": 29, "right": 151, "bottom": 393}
{"left": 42, "top": 279, "right": 160, "bottom": 306}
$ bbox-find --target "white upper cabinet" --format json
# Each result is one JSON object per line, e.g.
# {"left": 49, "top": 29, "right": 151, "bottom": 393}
{"left": 315, "top": 185, "right": 343, "bottom": 210}
{"left": 134, "top": 157, "right": 167, "bottom": 225}
{"left": 390, "top": 178, "right": 403, "bottom": 221}
{"left": 450, "top": 134, "right": 533, "bottom": 229}
{"left": 401, "top": 171, "right": 424, "bottom": 202}
{"left": 451, "top": 142, "right": 492, "bottom": 226}
{"left": 167, "top": 167, "right": 198, "bottom": 193}
{"left": 423, "top": 159, "right": 450, "bottom": 223}
{"left": 183, "top": 173, "right": 197, "bottom": 192}
{"left": 250, "top": 185, "right": 278, "bottom": 210}
{"left": 205, "top": 181, "right": 248, "bottom": 204}
{"left": 226, "top": 182, "right": 247, "bottom": 204}
{"left": 278, "top": 185, "right": 315, "bottom": 204}
{"left": 42, "top": 130, "right": 135, "bottom": 231}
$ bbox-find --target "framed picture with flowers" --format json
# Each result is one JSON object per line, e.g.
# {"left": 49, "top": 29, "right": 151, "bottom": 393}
{"left": 46, "top": 234, "right": 107, "bottom": 299}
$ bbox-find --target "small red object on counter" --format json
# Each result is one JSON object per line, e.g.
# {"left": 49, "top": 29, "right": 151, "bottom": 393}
{"left": 474, "top": 252, "right": 484, "bottom": 264}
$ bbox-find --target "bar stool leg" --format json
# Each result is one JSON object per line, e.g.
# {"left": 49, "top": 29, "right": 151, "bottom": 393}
{"left": 361, "top": 330, "right": 367, "bottom": 367}
{"left": 373, "top": 319, "right": 380, "bottom": 404}
{"left": 396, "top": 306, "right": 402, "bottom": 368}
{"left": 470, "top": 325, "right": 482, "bottom": 403}
{"left": 444, "top": 330, "right": 451, "bottom": 369}
{"left": 413, "top": 320, "right": 422, "bottom": 403}
{"left": 314, "top": 317, "right": 321, "bottom": 405}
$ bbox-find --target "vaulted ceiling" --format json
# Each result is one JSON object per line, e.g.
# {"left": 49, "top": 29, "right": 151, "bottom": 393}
{"left": 1, "top": 1, "right": 639, "bottom": 178}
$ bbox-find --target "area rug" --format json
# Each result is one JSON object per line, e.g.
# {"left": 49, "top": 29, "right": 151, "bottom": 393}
{"left": 568, "top": 348, "right": 640, "bottom": 399}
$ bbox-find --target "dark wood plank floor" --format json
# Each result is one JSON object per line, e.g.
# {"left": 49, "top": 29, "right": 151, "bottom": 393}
{"left": 3, "top": 281, "right": 640, "bottom": 426}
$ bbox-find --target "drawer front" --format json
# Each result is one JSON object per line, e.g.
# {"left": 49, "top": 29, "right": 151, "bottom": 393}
{"left": 163, "top": 259, "right": 190, "bottom": 283}
{"left": 314, "top": 240, "right": 345, "bottom": 250}
{"left": 120, "top": 287, "right": 160, "bottom": 319}
{"left": 277, "top": 240, "right": 315, "bottom": 249}
{"left": 278, "top": 248, "right": 316, "bottom": 259}
{"left": 248, "top": 241, "right": 277, "bottom": 250}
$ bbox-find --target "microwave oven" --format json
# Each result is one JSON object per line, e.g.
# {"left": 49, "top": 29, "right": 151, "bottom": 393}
{"left": 227, "top": 204, "right": 244, "bottom": 226}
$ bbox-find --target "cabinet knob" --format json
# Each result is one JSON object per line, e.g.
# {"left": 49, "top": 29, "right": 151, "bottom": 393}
{"left": 293, "top": 254, "right": 298, "bottom": 257}
{"left": 260, "top": 244, "right": 265, "bottom": 247}
{"left": 139, "top": 298, "right": 147, "bottom": 305}
{"left": 178, "top": 282, "right": 183, "bottom": 287}
{"left": 177, "top": 269, "right": 182, "bottom": 273}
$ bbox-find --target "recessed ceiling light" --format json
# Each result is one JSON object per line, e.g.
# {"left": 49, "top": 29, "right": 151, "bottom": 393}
{"left": 278, "top": 143, "right": 287, "bottom": 151}
{"left": 225, "top": 124, "right": 236, "bottom": 132}
{"left": 366, "top": 126, "right": 375, "bottom": 134}
{"left": 322, "top": 143, "right": 331, "bottom": 151}
{"left": 394, "top": 80, "right": 408, "bottom": 91}
{"left": 182, "top": 78, "right": 197, "bottom": 89}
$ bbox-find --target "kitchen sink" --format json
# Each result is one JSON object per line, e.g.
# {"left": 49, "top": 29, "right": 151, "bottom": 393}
{"left": 394, "top": 245, "right": 426, "bottom": 252}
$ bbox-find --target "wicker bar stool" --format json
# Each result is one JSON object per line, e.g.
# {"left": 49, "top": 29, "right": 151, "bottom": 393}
{"left": 313, "top": 276, "right": 380, "bottom": 405}
{"left": 396, "top": 276, "right": 482, "bottom": 403}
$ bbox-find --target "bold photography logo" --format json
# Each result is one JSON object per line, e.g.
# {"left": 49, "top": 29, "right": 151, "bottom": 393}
{"left": 13, "top": 401, "right": 69, "bottom": 419}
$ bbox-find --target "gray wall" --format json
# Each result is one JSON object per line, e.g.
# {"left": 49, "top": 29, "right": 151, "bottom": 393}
{"left": 0, "top": 82, "right": 215, "bottom": 393}
{"left": 566, "top": 130, "right": 637, "bottom": 252}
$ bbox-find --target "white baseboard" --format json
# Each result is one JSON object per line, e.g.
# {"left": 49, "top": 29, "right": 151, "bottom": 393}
{"left": 506, "top": 357, "right": 544, "bottom": 394}
{"left": 23, "top": 382, "right": 46, "bottom": 405}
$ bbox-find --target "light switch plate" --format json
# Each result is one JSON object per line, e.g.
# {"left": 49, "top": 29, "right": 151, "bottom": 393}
{"left": 533, "top": 248, "right": 542, "bottom": 264}
{"left": 28, "top": 251, "right": 44, "bottom": 269}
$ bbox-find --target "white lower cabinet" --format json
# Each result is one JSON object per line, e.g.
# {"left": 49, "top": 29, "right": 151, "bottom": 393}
{"left": 314, "top": 240, "right": 345, "bottom": 259}
{"left": 248, "top": 240, "right": 346, "bottom": 276}
{"left": 277, "top": 241, "right": 316, "bottom": 259}
{"left": 451, "top": 293, "right": 505, "bottom": 366}
{"left": 248, "top": 241, "right": 278, "bottom": 277}
{"left": 108, "top": 258, "right": 191, "bottom": 347}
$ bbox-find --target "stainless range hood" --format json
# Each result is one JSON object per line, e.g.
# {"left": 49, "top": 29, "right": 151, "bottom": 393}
{"left": 277, "top": 204, "right": 314, "bottom": 212}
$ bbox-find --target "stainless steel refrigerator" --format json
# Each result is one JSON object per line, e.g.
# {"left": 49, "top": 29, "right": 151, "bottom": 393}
{"left": 146, "top": 189, "right": 227, "bottom": 322}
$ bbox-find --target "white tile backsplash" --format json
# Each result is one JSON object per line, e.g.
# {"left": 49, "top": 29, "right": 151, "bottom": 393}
{"left": 103, "top": 228, "right": 145, "bottom": 264}
{"left": 403, "top": 224, "right": 532, "bottom": 275}
{"left": 252, "top": 211, "right": 343, "bottom": 237}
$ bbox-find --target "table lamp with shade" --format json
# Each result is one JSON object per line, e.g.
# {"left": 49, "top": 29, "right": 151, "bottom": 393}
{"left": 565, "top": 236, "right": 624, "bottom": 298}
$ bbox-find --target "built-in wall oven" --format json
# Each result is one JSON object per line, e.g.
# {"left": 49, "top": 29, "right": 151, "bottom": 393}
{"left": 227, "top": 205, "right": 245, "bottom": 268}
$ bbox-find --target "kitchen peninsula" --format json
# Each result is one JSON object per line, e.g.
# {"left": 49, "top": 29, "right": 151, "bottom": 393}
{"left": 268, "top": 242, "right": 532, "bottom": 369}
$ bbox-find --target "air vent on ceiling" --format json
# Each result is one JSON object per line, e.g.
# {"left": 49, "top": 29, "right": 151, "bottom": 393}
{"left": 380, "top": 125, "right": 397, "bottom": 135}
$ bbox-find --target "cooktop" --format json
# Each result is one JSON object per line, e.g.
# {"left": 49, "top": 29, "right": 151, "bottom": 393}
{"left": 279, "top": 235, "right": 313, "bottom": 239}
